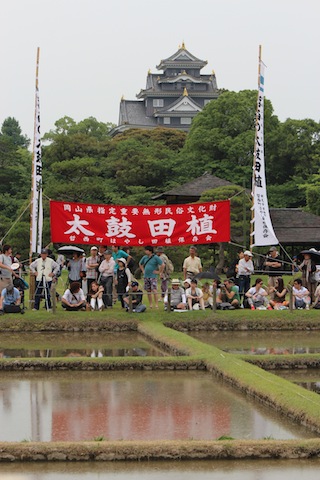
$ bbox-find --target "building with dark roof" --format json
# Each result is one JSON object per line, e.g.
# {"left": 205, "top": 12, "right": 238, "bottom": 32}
{"left": 154, "top": 173, "right": 320, "bottom": 248}
{"left": 110, "top": 43, "right": 219, "bottom": 136}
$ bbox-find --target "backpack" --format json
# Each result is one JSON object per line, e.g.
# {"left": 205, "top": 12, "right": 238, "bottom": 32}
{"left": 165, "top": 257, "right": 174, "bottom": 276}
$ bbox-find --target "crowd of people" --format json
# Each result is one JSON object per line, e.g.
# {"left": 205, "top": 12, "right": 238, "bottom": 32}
{"left": 0, "top": 242, "right": 320, "bottom": 314}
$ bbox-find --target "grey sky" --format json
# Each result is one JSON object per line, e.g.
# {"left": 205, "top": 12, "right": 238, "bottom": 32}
{"left": 2, "top": 0, "right": 320, "bottom": 143}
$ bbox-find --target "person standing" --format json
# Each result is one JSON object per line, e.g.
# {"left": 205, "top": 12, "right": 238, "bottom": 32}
{"left": 85, "top": 246, "right": 99, "bottom": 294}
{"left": 98, "top": 250, "right": 115, "bottom": 307}
{"left": 264, "top": 246, "right": 283, "bottom": 298}
{"left": 0, "top": 245, "right": 19, "bottom": 292}
{"left": 155, "top": 246, "right": 173, "bottom": 299}
{"left": 237, "top": 250, "right": 254, "bottom": 306}
{"left": 182, "top": 246, "right": 202, "bottom": 280}
{"left": 30, "top": 248, "right": 59, "bottom": 311}
{"left": 67, "top": 252, "right": 86, "bottom": 286}
{"left": 139, "top": 246, "right": 164, "bottom": 309}
{"left": 115, "top": 258, "right": 132, "bottom": 308}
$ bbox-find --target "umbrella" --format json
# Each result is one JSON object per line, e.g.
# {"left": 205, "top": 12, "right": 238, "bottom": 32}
{"left": 58, "top": 245, "right": 85, "bottom": 255}
{"left": 298, "top": 248, "right": 320, "bottom": 264}
{"left": 194, "top": 271, "right": 221, "bottom": 282}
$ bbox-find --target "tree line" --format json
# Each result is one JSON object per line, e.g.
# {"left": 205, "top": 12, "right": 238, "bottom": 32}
{"left": 1, "top": 89, "right": 320, "bottom": 263}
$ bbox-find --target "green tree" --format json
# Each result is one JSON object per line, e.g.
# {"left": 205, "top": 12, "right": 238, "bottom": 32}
{"left": 1, "top": 117, "right": 30, "bottom": 148}
{"left": 200, "top": 185, "right": 252, "bottom": 272}
{"left": 43, "top": 116, "right": 115, "bottom": 141}
{"left": 181, "top": 90, "right": 279, "bottom": 188}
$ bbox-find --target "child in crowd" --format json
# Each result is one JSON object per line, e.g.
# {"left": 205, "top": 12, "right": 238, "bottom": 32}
{"left": 88, "top": 281, "right": 104, "bottom": 311}
{"left": 115, "top": 258, "right": 132, "bottom": 308}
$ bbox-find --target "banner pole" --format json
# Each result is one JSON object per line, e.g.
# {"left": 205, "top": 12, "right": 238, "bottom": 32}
{"left": 250, "top": 45, "right": 261, "bottom": 252}
{"left": 29, "top": 47, "right": 40, "bottom": 308}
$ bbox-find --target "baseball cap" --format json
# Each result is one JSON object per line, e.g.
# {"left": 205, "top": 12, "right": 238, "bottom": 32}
{"left": 131, "top": 281, "right": 139, "bottom": 287}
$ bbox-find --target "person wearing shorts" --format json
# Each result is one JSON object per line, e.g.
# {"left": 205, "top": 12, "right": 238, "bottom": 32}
{"left": 139, "top": 246, "right": 164, "bottom": 309}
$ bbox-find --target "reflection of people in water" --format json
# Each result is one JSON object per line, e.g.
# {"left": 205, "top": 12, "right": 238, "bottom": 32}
{"left": 90, "top": 350, "right": 103, "bottom": 357}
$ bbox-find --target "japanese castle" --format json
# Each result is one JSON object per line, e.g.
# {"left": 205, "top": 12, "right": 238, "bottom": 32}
{"left": 110, "top": 43, "right": 220, "bottom": 136}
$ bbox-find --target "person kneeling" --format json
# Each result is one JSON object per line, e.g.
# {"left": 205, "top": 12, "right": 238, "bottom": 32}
{"left": 164, "top": 279, "right": 187, "bottom": 311}
{"left": 0, "top": 283, "right": 23, "bottom": 315}
{"left": 62, "top": 282, "right": 87, "bottom": 311}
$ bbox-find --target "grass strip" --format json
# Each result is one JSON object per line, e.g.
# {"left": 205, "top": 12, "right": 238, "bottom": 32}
{"left": 0, "top": 439, "right": 320, "bottom": 461}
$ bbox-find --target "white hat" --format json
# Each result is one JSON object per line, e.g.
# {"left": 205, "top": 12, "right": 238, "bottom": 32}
{"left": 90, "top": 246, "right": 98, "bottom": 250}
{"left": 243, "top": 250, "right": 253, "bottom": 257}
{"left": 171, "top": 278, "right": 180, "bottom": 285}
{"left": 184, "top": 279, "right": 192, "bottom": 286}
{"left": 117, "top": 257, "right": 127, "bottom": 266}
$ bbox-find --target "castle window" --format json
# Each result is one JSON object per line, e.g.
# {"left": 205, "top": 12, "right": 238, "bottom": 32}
{"left": 153, "top": 99, "right": 164, "bottom": 107}
{"left": 163, "top": 117, "right": 171, "bottom": 125}
{"left": 180, "top": 117, "right": 192, "bottom": 125}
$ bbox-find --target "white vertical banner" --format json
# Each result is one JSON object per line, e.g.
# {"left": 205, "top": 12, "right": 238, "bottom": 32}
{"left": 251, "top": 53, "right": 278, "bottom": 247}
{"left": 30, "top": 48, "right": 43, "bottom": 254}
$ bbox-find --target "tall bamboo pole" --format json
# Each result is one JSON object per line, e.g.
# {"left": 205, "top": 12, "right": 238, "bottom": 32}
{"left": 29, "top": 47, "right": 40, "bottom": 308}
{"left": 250, "top": 45, "right": 262, "bottom": 252}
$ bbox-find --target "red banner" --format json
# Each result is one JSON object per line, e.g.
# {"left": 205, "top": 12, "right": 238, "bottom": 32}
{"left": 50, "top": 200, "right": 230, "bottom": 247}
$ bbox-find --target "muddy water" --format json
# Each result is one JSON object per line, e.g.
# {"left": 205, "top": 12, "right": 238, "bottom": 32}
{"left": 0, "top": 332, "right": 166, "bottom": 358}
{"left": 2, "top": 459, "right": 320, "bottom": 479}
{"left": 0, "top": 370, "right": 314, "bottom": 442}
{"left": 189, "top": 331, "right": 320, "bottom": 355}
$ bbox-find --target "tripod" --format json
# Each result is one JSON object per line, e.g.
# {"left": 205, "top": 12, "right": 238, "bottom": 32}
{"left": 34, "top": 274, "right": 52, "bottom": 311}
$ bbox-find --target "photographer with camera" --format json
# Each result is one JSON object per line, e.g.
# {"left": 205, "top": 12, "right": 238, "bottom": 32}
{"left": 0, "top": 283, "right": 23, "bottom": 315}
{"left": 220, "top": 278, "right": 240, "bottom": 309}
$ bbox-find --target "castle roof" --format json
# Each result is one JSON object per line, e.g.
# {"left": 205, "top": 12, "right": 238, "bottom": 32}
{"left": 156, "top": 43, "right": 207, "bottom": 70}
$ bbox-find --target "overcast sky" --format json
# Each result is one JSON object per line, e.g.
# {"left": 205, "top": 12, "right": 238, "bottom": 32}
{"left": 2, "top": 0, "right": 320, "bottom": 142}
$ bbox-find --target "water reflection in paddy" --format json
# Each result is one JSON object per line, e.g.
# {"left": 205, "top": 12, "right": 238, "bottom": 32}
{"left": 0, "top": 332, "right": 166, "bottom": 358}
{"left": 3, "top": 459, "right": 320, "bottom": 480}
{"left": 188, "top": 331, "right": 320, "bottom": 355}
{"left": 276, "top": 369, "right": 320, "bottom": 395}
{"left": 0, "top": 371, "right": 314, "bottom": 442}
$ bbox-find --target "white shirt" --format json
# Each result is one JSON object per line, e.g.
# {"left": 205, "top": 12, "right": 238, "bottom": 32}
{"left": 62, "top": 288, "right": 86, "bottom": 304}
{"left": 237, "top": 258, "right": 254, "bottom": 276}
{"left": 30, "top": 257, "right": 59, "bottom": 282}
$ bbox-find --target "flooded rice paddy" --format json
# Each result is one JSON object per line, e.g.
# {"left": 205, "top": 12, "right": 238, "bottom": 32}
{"left": 0, "top": 370, "right": 314, "bottom": 442}
{"left": 188, "top": 330, "right": 320, "bottom": 355}
{"left": 0, "top": 332, "right": 166, "bottom": 358}
{"left": 2, "top": 459, "right": 320, "bottom": 479}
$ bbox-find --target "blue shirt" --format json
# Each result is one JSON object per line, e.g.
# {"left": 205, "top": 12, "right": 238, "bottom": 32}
{"left": 139, "top": 254, "right": 163, "bottom": 279}
{"left": 112, "top": 249, "right": 129, "bottom": 271}
{"left": 1, "top": 287, "right": 20, "bottom": 306}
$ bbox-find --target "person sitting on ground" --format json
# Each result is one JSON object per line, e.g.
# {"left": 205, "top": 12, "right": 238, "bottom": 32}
{"left": 268, "top": 277, "right": 289, "bottom": 310}
{"left": 202, "top": 282, "right": 213, "bottom": 309}
{"left": 164, "top": 279, "right": 187, "bottom": 311}
{"left": 88, "top": 281, "right": 104, "bottom": 311}
{"left": 220, "top": 278, "right": 240, "bottom": 309}
{"left": 292, "top": 278, "right": 311, "bottom": 310}
{"left": 115, "top": 258, "right": 132, "bottom": 308}
{"left": 245, "top": 278, "right": 269, "bottom": 310}
{"left": 123, "top": 281, "right": 146, "bottom": 313}
{"left": 209, "top": 279, "right": 223, "bottom": 309}
{"left": 61, "top": 282, "right": 87, "bottom": 311}
{"left": 312, "top": 283, "right": 320, "bottom": 309}
{"left": 186, "top": 278, "right": 205, "bottom": 310}
{"left": 0, "top": 283, "right": 23, "bottom": 315}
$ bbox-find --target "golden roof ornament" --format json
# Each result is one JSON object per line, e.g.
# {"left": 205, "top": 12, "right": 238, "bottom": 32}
{"left": 212, "top": 69, "right": 215, "bottom": 75}
{"left": 183, "top": 87, "right": 188, "bottom": 96}
{"left": 181, "top": 41, "right": 186, "bottom": 50}
{"left": 148, "top": 69, "right": 151, "bottom": 74}
{"left": 121, "top": 95, "right": 124, "bottom": 101}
